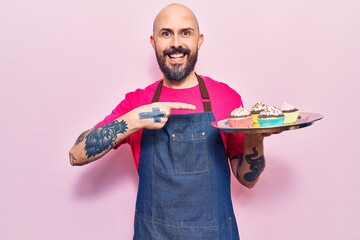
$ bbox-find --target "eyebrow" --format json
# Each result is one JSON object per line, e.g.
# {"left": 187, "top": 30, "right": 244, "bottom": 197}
{"left": 159, "top": 27, "right": 195, "bottom": 33}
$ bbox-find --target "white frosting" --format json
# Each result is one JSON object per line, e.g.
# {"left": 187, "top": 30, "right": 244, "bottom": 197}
{"left": 279, "top": 102, "right": 297, "bottom": 111}
{"left": 230, "top": 106, "right": 251, "bottom": 117}
{"left": 259, "top": 105, "right": 284, "bottom": 117}
{"left": 251, "top": 102, "right": 268, "bottom": 112}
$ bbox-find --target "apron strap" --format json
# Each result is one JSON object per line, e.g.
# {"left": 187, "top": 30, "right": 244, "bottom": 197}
{"left": 196, "top": 73, "right": 212, "bottom": 112}
{"left": 151, "top": 73, "right": 212, "bottom": 112}
{"left": 152, "top": 80, "right": 163, "bottom": 103}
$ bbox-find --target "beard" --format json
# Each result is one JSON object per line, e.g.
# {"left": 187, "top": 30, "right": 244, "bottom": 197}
{"left": 155, "top": 47, "right": 198, "bottom": 82}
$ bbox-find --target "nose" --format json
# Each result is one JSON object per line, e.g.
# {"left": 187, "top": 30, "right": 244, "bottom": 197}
{"left": 171, "top": 34, "right": 182, "bottom": 48}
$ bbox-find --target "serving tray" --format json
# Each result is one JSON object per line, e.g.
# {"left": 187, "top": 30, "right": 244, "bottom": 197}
{"left": 211, "top": 112, "right": 323, "bottom": 134}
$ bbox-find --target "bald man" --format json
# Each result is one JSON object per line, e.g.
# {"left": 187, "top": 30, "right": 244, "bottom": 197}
{"left": 70, "top": 3, "right": 267, "bottom": 239}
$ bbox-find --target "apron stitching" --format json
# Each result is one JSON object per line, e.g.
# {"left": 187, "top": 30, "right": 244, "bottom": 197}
{"left": 136, "top": 212, "right": 232, "bottom": 229}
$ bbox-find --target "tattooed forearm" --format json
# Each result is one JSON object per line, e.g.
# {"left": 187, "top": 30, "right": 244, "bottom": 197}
{"left": 138, "top": 107, "right": 166, "bottom": 123}
{"left": 230, "top": 155, "right": 244, "bottom": 181}
{"left": 75, "top": 130, "right": 90, "bottom": 145}
{"left": 244, "top": 147, "right": 265, "bottom": 182}
{"left": 85, "top": 120, "right": 128, "bottom": 158}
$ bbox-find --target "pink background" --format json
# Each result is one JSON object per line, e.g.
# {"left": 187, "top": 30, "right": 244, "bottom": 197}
{"left": 1, "top": 0, "right": 359, "bottom": 239}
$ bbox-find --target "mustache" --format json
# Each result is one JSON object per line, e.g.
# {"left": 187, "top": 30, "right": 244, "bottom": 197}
{"left": 163, "top": 47, "right": 190, "bottom": 56}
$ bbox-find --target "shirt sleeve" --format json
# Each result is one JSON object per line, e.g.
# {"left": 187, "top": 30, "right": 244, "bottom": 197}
{"left": 93, "top": 87, "right": 152, "bottom": 148}
{"left": 94, "top": 97, "right": 131, "bottom": 128}
{"left": 217, "top": 82, "right": 245, "bottom": 158}
{"left": 225, "top": 132, "right": 245, "bottom": 157}
{"left": 223, "top": 93, "right": 245, "bottom": 158}
{"left": 95, "top": 87, "right": 152, "bottom": 128}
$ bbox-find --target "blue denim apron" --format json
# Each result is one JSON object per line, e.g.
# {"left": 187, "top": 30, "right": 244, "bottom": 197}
{"left": 134, "top": 75, "right": 240, "bottom": 240}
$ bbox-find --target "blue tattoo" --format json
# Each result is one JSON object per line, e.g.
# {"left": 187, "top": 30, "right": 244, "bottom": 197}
{"left": 244, "top": 147, "right": 265, "bottom": 182}
{"left": 230, "top": 155, "right": 244, "bottom": 181}
{"left": 138, "top": 107, "right": 166, "bottom": 123}
{"left": 85, "top": 120, "right": 128, "bottom": 158}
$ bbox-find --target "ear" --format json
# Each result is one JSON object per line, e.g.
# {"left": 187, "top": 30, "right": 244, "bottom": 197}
{"left": 150, "top": 35, "right": 155, "bottom": 49}
{"left": 197, "top": 34, "right": 204, "bottom": 50}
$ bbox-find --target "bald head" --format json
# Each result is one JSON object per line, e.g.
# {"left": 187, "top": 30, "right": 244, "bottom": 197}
{"left": 153, "top": 3, "right": 200, "bottom": 35}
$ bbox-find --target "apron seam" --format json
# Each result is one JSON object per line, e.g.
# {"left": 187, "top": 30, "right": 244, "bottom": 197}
{"left": 135, "top": 212, "right": 232, "bottom": 229}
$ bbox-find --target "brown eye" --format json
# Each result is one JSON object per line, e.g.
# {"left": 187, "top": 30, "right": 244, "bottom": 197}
{"left": 162, "top": 31, "right": 171, "bottom": 37}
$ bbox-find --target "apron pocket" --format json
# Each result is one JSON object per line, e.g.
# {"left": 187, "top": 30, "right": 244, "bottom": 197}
{"left": 170, "top": 131, "right": 209, "bottom": 174}
{"left": 134, "top": 213, "right": 235, "bottom": 240}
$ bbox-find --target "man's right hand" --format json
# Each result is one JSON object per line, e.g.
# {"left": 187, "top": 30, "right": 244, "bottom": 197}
{"left": 129, "top": 102, "right": 196, "bottom": 130}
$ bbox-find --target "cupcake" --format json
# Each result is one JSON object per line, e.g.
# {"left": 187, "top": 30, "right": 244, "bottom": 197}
{"left": 279, "top": 102, "right": 299, "bottom": 124}
{"left": 250, "top": 102, "right": 268, "bottom": 125}
{"left": 227, "top": 106, "right": 253, "bottom": 128}
{"left": 257, "top": 105, "right": 285, "bottom": 127}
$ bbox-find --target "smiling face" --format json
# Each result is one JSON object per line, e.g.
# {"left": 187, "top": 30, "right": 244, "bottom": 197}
{"left": 151, "top": 4, "right": 204, "bottom": 82}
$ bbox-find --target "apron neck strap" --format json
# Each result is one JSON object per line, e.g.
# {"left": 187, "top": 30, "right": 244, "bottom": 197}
{"left": 152, "top": 80, "right": 163, "bottom": 103}
{"left": 151, "top": 73, "right": 212, "bottom": 112}
{"left": 196, "top": 73, "right": 212, "bottom": 112}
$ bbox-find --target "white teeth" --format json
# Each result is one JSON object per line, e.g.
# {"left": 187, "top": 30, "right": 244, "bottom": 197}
{"left": 169, "top": 53, "right": 185, "bottom": 59}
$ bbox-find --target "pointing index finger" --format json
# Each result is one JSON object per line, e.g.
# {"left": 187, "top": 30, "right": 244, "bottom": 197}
{"left": 167, "top": 102, "right": 196, "bottom": 110}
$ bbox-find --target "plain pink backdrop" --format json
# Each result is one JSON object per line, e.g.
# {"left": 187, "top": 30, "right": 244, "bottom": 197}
{"left": 1, "top": 0, "right": 359, "bottom": 239}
